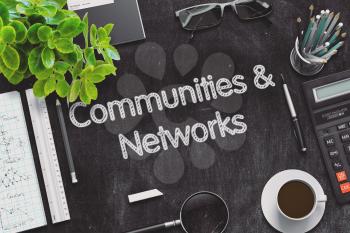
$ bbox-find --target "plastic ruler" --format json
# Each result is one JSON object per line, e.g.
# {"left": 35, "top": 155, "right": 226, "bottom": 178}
{"left": 26, "top": 89, "right": 71, "bottom": 224}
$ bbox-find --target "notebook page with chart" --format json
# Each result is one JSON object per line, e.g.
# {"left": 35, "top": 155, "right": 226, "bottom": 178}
{"left": 0, "top": 91, "right": 46, "bottom": 233}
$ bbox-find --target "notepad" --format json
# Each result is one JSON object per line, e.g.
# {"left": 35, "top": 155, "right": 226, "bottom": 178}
{"left": 73, "top": 0, "right": 146, "bottom": 45}
{"left": 0, "top": 91, "right": 46, "bottom": 233}
{"left": 67, "top": 0, "right": 114, "bottom": 11}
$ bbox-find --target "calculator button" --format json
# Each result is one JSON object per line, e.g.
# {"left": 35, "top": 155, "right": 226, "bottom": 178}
{"left": 332, "top": 160, "right": 343, "bottom": 171}
{"left": 344, "top": 144, "right": 350, "bottom": 154}
{"left": 329, "top": 149, "right": 339, "bottom": 159}
{"left": 340, "top": 182, "right": 350, "bottom": 194}
{"left": 340, "top": 132, "right": 350, "bottom": 142}
{"left": 324, "top": 137, "right": 335, "bottom": 147}
{"left": 336, "top": 171, "right": 348, "bottom": 182}
{"left": 338, "top": 123, "right": 348, "bottom": 130}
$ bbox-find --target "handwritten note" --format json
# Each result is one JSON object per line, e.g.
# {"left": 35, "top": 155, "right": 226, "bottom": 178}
{"left": 0, "top": 92, "right": 46, "bottom": 233}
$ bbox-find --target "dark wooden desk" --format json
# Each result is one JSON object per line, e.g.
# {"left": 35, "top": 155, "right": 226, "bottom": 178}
{"left": 1, "top": 0, "right": 350, "bottom": 232}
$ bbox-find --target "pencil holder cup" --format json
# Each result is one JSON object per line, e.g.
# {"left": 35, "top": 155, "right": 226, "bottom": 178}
{"left": 290, "top": 38, "right": 324, "bottom": 76}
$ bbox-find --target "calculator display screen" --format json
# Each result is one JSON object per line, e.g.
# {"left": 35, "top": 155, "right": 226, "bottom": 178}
{"left": 313, "top": 78, "right": 350, "bottom": 103}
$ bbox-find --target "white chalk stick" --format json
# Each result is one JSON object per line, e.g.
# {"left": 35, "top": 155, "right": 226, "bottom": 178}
{"left": 128, "top": 189, "right": 163, "bottom": 203}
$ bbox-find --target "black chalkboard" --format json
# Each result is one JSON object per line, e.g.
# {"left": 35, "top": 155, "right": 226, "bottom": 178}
{"left": 1, "top": 0, "right": 350, "bottom": 232}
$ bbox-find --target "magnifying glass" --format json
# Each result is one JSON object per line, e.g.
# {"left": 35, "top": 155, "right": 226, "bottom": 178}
{"left": 125, "top": 191, "right": 229, "bottom": 233}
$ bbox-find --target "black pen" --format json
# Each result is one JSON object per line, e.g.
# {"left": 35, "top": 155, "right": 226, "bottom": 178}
{"left": 281, "top": 74, "right": 307, "bottom": 152}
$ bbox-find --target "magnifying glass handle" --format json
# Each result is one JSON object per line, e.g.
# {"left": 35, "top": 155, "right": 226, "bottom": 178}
{"left": 125, "top": 220, "right": 181, "bottom": 233}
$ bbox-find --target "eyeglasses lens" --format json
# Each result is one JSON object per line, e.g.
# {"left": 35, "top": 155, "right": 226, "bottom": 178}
{"left": 178, "top": 5, "right": 222, "bottom": 30}
{"left": 236, "top": 0, "right": 272, "bottom": 20}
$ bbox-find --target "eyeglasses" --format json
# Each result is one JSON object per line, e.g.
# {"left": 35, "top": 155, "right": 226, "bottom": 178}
{"left": 175, "top": 0, "right": 272, "bottom": 31}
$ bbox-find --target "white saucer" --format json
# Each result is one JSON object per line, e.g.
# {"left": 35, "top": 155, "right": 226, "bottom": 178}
{"left": 261, "top": 170, "right": 326, "bottom": 233}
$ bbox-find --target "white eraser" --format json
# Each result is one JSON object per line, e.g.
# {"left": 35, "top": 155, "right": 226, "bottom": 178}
{"left": 128, "top": 189, "right": 163, "bottom": 203}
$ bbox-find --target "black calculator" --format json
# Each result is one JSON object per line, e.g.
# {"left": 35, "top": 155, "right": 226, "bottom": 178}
{"left": 303, "top": 70, "right": 350, "bottom": 204}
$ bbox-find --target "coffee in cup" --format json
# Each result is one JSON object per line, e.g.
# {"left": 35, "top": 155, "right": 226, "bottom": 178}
{"left": 277, "top": 180, "right": 327, "bottom": 221}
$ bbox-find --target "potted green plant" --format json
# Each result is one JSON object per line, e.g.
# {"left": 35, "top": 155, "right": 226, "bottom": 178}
{"left": 0, "top": 0, "right": 119, "bottom": 104}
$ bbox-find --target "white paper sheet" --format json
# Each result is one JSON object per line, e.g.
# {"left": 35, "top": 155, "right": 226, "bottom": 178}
{"left": 0, "top": 91, "right": 47, "bottom": 233}
{"left": 67, "top": 0, "right": 115, "bottom": 11}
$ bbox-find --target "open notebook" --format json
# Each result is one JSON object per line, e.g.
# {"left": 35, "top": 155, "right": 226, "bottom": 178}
{"left": 0, "top": 92, "right": 46, "bottom": 233}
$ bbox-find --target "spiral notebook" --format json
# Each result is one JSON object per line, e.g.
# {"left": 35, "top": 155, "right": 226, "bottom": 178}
{"left": 0, "top": 91, "right": 46, "bottom": 233}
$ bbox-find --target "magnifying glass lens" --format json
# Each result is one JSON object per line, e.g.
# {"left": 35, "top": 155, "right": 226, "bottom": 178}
{"left": 181, "top": 193, "right": 229, "bottom": 233}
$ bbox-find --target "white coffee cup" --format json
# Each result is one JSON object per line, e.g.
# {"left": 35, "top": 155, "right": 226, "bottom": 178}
{"left": 277, "top": 179, "right": 327, "bottom": 221}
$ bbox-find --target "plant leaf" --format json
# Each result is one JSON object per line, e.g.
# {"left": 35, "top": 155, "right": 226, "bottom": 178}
{"left": 106, "top": 45, "right": 120, "bottom": 61}
{"left": 74, "top": 44, "right": 83, "bottom": 60}
{"left": 55, "top": 38, "right": 74, "bottom": 53}
{"left": 90, "top": 24, "right": 97, "bottom": 46}
{"left": 0, "top": 26, "right": 16, "bottom": 44}
{"left": 8, "top": 71, "right": 24, "bottom": 85}
{"left": 46, "top": 9, "right": 65, "bottom": 25}
{"left": 2, "top": 45, "right": 19, "bottom": 70}
{"left": 33, "top": 80, "right": 46, "bottom": 97}
{"left": 68, "top": 79, "right": 81, "bottom": 102}
{"left": 47, "top": 37, "right": 55, "bottom": 49}
{"left": 84, "top": 47, "right": 96, "bottom": 65}
{"left": 36, "top": 5, "right": 57, "bottom": 17}
{"left": 41, "top": 0, "right": 66, "bottom": 9}
{"left": 80, "top": 65, "right": 94, "bottom": 78}
{"left": 0, "top": 2, "right": 9, "bottom": 25}
{"left": 1, "top": 0, "right": 16, "bottom": 13}
{"left": 71, "top": 60, "right": 83, "bottom": 79}
{"left": 37, "top": 25, "right": 52, "bottom": 42}
{"left": 41, "top": 47, "right": 55, "bottom": 69}
{"left": 88, "top": 74, "right": 105, "bottom": 83}
{"left": 17, "top": 49, "right": 28, "bottom": 73}
{"left": 36, "top": 68, "right": 53, "bottom": 80}
{"left": 58, "top": 51, "right": 78, "bottom": 65}
{"left": 103, "top": 24, "right": 114, "bottom": 35}
{"left": 97, "top": 37, "right": 111, "bottom": 48}
{"left": 97, "top": 27, "right": 107, "bottom": 39}
{"left": 29, "top": 46, "right": 46, "bottom": 74}
{"left": 53, "top": 72, "right": 64, "bottom": 81}
{"left": 44, "top": 77, "right": 56, "bottom": 95}
{"left": 27, "top": 23, "right": 42, "bottom": 44}
{"left": 0, "top": 42, "right": 6, "bottom": 55}
{"left": 9, "top": 20, "right": 27, "bottom": 43}
{"left": 0, "top": 56, "right": 15, "bottom": 79}
{"left": 80, "top": 80, "right": 91, "bottom": 104}
{"left": 83, "top": 13, "right": 89, "bottom": 48}
{"left": 101, "top": 49, "right": 112, "bottom": 64}
{"left": 84, "top": 79, "right": 98, "bottom": 100}
{"left": 28, "top": 14, "right": 46, "bottom": 24}
{"left": 57, "top": 17, "right": 81, "bottom": 37}
{"left": 56, "top": 80, "right": 70, "bottom": 97}
{"left": 93, "top": 64, "right": 116, "bottom": 76}
{"left": 54, "top": 61, "right": 70, "bottom": 74}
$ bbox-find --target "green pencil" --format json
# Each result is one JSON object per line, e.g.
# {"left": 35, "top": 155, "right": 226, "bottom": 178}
{"left": 317, "top": 11, "right": 334, "bottom": 45}
{"left": 305, "top": 21, "right": 318, "bottom": 51}
{"left": 312, "top": 42, "right": 330, "bottom": 54}
{"left": 309, "top": 4, "right": 315, "bottom": 18}
{"left": 319, "top": 41, "right": 344, "bottom": 56}
{"left": 329, "top": 30, "right": 341, "bottom": 45}
{"left": 322, "top": 12, "right": 334, "bottom": 34}
{"left": 321, "top": 50, "right": 338, "bottom": 60}
{"left": 302, "top": 17, "right": 315, "bottom": 48}
{"left": 321, "top": 13, "right": 340, "bottom": 43}
{"left": 314, "top": 11, "right": 328, "bottom": 48}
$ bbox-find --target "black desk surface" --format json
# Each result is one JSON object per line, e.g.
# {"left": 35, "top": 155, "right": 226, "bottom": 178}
{"left": 1, "top": 0, "right": 350, "bottom": 232}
